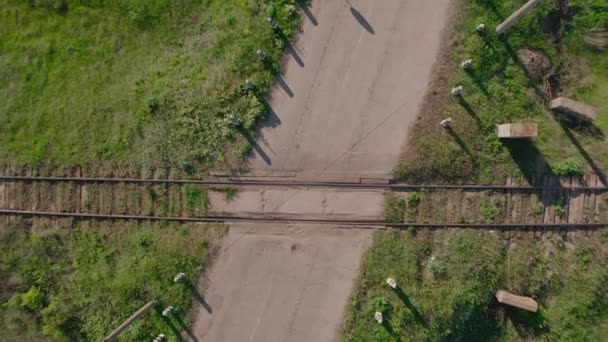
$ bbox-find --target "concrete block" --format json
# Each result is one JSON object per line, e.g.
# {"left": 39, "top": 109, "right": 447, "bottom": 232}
{"left": 550, "top": 97, "right": 598, "bottom": 122}
{"left": 496, "top": 290, "right": 538, "bottom": 312}
{"left": 496, "top": 0, "right": 542, "bottom": 35}
{"left": 496, "top": 123, "right": 538, "bottom": 139}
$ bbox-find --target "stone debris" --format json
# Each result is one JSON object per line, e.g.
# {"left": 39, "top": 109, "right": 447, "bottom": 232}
{"left": 517, "top": 48, "right": 551, "bottom": 82}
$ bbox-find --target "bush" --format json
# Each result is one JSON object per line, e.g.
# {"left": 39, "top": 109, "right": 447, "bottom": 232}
{"left": 21, "top": 287, "right": 44, "bottom": 311}
{"left": 407, "top": 192, "right": 421, "bottom": 207}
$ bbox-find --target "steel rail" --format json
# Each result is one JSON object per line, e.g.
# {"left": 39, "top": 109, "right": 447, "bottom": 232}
{"left": 0, "top": 210, "right": 385, "bottom": 227}
{"left": 1, "top": 210, "right": 606, "bottom": 229}
{"left": 1, "top": 175, "right": 607, "bottom": 191}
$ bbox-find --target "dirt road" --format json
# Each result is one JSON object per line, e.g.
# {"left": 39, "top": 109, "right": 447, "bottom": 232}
{"left": 249, "top": 0, "right": 452, "bottom": 178}
{"left": 192, "top": 225, "right": 372, "bottom": 342}
{"left": 191, "top": 0, "right": 453, "bottom": 340}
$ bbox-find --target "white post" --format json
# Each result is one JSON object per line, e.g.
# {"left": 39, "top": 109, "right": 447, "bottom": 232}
{"left": 460, "top": 59, "right": 472, "bottom": 69}
{"left": 173, "top": 272, "right": 186, "bottom": 283}
{"left": 162, "top": 306, "right": 173, "bottom": 317}
{"left": 229, "top": 114, "right": 240, "bottom": 126}
{"left": 386, "top": 277, "right": 397, "bottom": 289}
{"left": 267, "top": 17, "right": 277, "bottom": 29}
{"left": 256, "top": 49, "right": 266, "bottom": 61}
{"left": 451, "top": 86, "right": 463, "bottom": 96}
{"left": 374, "top": 311, "right": 383, "bottom": 324}
{"left": 475, "top": 23, "right": 486, "bottom": 33}
{"left": 440, "top": 118, "right": 453, "bottom": 129}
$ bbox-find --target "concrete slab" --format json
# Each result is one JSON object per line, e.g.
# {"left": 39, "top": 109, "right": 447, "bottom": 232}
{"left": 208, "top": 188, "right": 384, "bottom": 219}
{"left": 208, "top": 189, "right": 264, "bottom": 214}
{"left": 191, "top": 225, "right": 373, "bottom": 342}
{"left": 549, "top": 96, "right": 598, "bottom": 122}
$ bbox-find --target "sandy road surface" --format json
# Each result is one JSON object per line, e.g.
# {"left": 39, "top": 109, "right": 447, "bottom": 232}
{"left": 191, "top": 0, "right": 453, "bottom": 340}
{"left": 249, "top": 0, "right": 452, "bottom": 178}
{"left": 192, "top": 225, "right": 372, "bottom": 342}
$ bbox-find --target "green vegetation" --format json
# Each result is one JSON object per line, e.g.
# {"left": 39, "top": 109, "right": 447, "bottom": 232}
{"left": 480, "top": 195, "right": 502, "bottom": 223}
{"left": 0, "top": 221, "right": 226, "bottom": 341}
{"left": 531, "top": 203, "right": 544, "bottom": 217}
{"left": 396, "top": 0, "right": 608, "bottom": 183}
{"left": 184, "top": 184, "right": 208, "bottom": 214}
{"left": 406, "top": 192, "right": 421, "bottom": 207}
{"left": 551, "top": 158, "right": 584, "bottom": 176}
{"left": 220, "top": 186, "right": 239, "bottom": 202}
{"left": 384, "top": 193, "right": 405, "bottom": 223}
{"left": 554, "top": 196, "right": 566, "bottom": 218}
{"left": 343, "top": 230, "right": 608, "bottom": 341}
{"left": 0, "top": 0, "right": 301, "bottom": 173}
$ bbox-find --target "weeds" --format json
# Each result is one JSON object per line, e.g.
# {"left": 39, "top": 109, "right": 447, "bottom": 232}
{"left": 480, "top": 198, "right": 501, "bottom": 223}
{"left": 531, "top": 203, "right": 544, "bottom": 217}
{"left": 184, "top": 185, "right": 208, "bottom": 214}
{"left": 551, "top": 158, "right": 584, "bottom": 176}
{"left": 384, "top": 193, "right": 405, "bottom": 223}
{"left": 220, "top": 186, "right": 238, "bottom": 202}
{"left": 554, "top": 196, "right": 567, "bottom": 218}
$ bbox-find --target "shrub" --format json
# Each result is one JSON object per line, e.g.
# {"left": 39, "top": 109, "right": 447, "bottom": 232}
{"left": 21, "top": 287, "right": 44, "bottom": 311}
{"left": 407, "top": 192, "right": 421, "bottom": 207}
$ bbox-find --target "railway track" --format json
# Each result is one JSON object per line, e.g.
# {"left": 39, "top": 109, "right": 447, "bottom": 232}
{"left": 1, "top": 209, "right": 607, "bottom": 229}
{"left": 1, "top": 174, "right": 607, "bottom": 229}
{"left": 1, "top": 175, "right": 607, "bottom": 190}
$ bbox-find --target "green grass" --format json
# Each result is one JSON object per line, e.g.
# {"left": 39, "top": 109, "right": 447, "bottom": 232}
{"left": 0, "top": 0, "right": 301, "bottom": 173}
{"left": 0, "top": 221, "right": 227, "bottom": 341}
{"left": 383, "top": 193, "right": 405, "bottom": 223}
{"left": 342, "top": 230, "right": 608, "bottom": 341}
{"left": 184, "top": 184, "right": 208, "bottom": 214}
{"left": 396, "top": 0, "right": 608, "bottom": 183}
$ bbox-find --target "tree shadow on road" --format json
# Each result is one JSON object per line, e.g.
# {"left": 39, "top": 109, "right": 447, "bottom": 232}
{"left": 346, "top": 2, "right": 374, "bottom": 34}
{"left": 275, "top": 28, "right": 304, "bottom": 67}
{"left": 187, "top": 282, "right": 213, "bottom": 314}
{"left": 297, "top": 0, "right": 318, "bottom": 26}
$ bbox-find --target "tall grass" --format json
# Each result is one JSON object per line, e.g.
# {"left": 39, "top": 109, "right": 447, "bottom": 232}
{"left": 0, "top": 0, "right": 301, "bottom": 175}
{"left": 0, "top": 221, "right": 227, "bottom": 340}
{"left": 343, "top": 230, "right": 608, "bottom": 341}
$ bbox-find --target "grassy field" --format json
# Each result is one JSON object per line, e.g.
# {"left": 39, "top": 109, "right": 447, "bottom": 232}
{"left": 0, "top": 0, "right": 300, "bottom": 174}
{"left": 342, "top": 229, "right": 608, "bottom": 341}
{"left": 396, "top": 0, "right": 608, "bottom": 184}
{"left": 0, "top": 220, "right": 226, "bottom": 341}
